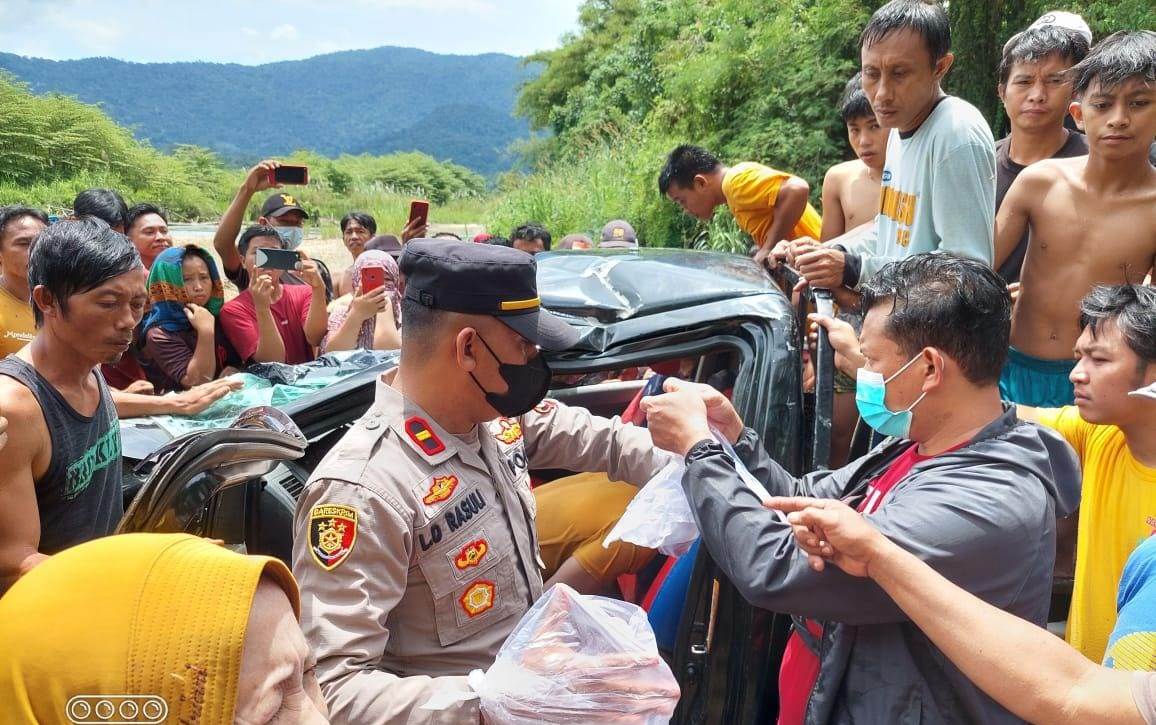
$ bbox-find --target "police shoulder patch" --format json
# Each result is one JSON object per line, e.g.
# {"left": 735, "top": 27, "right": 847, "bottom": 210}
{"left": 460, "top": 580, "right": 496, "bottom": 617}
{"left": 533, "top": 399, "right": 557, "bottom": 414}
{"left": 494, "top": 418, "right": 523, "bottom": 445}
{"left": 405, "top": 416, "right": 446, "bottom": 457}
{"left": 423, "top": 474, "right": 459, "bottom": 506}
{"left": 309, "top": 504, "right": 358, "bottom": 571}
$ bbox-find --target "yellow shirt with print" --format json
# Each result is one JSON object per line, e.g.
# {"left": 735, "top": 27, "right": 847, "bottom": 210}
{"left": 1037, "top": 406, "right": 1156, "bottom": 662}
{"left": 721, "top": 162, "right": 822, "bottom": 245}
{"left": 0, "top": 285, "right": 34, "bottom": 356}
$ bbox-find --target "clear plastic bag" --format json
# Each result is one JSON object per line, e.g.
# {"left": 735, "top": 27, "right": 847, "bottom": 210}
{"left": 476, "top": 583, "right": 679, "bottom": 724}
{"left": 603, "top": 432, "right": 771, "bottom": 556}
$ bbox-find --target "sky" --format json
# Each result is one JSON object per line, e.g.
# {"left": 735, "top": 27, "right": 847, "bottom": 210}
{"left": 0, "top": 0, "right": 582, "bottom": 63}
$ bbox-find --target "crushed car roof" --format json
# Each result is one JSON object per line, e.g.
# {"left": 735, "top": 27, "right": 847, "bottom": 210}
{"left": 537, "top": 249, "right": 777, "bottom": 323}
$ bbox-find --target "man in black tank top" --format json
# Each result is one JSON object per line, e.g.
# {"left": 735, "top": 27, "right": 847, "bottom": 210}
{"left": 0, "top": 218, "right": 148, "bottom": 594}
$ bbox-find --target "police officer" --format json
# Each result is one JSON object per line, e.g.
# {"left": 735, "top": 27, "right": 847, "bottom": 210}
{"left": 292, "top": 240, "right": 666, "bottom": 724}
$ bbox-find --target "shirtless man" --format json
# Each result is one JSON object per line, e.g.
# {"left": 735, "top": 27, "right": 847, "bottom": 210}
{"left": 820, "top": 73, "right": 888, "bottom": 241}
{"left": 995, "top": 30, "right": 1156, "bottom": 407}
{"left": 819, "top": 73, "right": 888, "bottom": 466}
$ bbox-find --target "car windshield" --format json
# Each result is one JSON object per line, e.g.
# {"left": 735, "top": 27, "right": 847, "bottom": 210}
{"left": 119, "top": 349, "right": 397, "bottom": 459}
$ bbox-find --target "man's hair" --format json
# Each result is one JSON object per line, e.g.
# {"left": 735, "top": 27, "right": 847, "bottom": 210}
{"left": 27, "top": 218, "right": 141, "bottom": 327}
{"left": 657, "top": 144, "right": 721, "bottom": 195}
{"left": 1069, "top": 30, "right": 1156, "bottom": 96}
{"left": 400, "top": 297, "right": 449, "bottom": 351}
{"left": 0, "top": 206, "right": 49, "bottom": 246}
{"left": 999, "top": 25, "right": 1091, "bottom": 85}
{"left": 1079, "top": 284, "right": 1156, "bottom": 366}
{"left": 840, "top": 73, "right": 875, "bottom": 123}
{"left": 237, "top": 224, "right": 282, "bottom": 257}
{"left": 510, "top": 223, "right": 551, "bottom": 251}
{"left": 861, "top": 0, "right": 951, "bottom": 62}
{"left": 72, "top": 188, "right": 129, "bottom": 230}
{"left": 125, "top": 203, "right": 168, "bottom": 233}
{"left": 860, "top": 253, "right": 1011, "bottom": 384}
{"left": 488, "top": 235, "right": 511, "bottom": 248}
{"left": 340, "top": 211, "right": 377, "bottom": 236}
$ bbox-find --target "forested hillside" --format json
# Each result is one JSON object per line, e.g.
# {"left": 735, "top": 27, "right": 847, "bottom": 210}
{"left": 487, "top": 0, "right": 1154, "bottom": 250}
{"left": 0, "top": 46, "right": 535, "bottom": 175}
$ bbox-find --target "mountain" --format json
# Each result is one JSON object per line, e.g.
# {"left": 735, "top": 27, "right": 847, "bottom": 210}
{"left": 0, "top": 46, "right": 537, "bottom": 176}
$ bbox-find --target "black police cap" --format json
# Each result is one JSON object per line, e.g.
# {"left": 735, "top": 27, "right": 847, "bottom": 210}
{"left": 399, "top": 240, "right": 580, "bottom": 351}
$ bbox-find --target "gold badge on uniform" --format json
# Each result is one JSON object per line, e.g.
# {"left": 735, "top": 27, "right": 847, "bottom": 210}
{"left": 455, "top": 539, "right": 489, "bottom": 570}
{"left": 495, "top": 418, "right": 523, "bottom": 445}
{"left": 422, "top": 475, "right": 459, "bottom": 506}
{"left": 309, "top": 504, "right": 358, "bottom": 571}
{"left": 460, "top": 580, "right": 495, "bottom": 617}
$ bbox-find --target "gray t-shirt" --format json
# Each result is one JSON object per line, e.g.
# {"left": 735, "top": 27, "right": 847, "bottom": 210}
{"left": 0, "top": 355, "right": 123, "bottom": 553}
{"left": 845, "top": 95, "right": 996, "bottom": 285}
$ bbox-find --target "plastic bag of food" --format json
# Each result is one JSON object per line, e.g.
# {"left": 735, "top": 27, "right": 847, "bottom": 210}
{"left": 603, "top": 458, "right": 698, "bottom": 556}
{"left": 474, "top": 583, "right": 679, "bottom": 724}
{"left": 603, "top": 432, "right": 771, "bottom": 556}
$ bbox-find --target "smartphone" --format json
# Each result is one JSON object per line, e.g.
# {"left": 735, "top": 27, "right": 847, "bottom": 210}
{"left": 269, "top": 165, "right": 309, "bottom": 186}
{"left": 362, "top": 266, "right": 385, "bottom": 293}
{"left": 254, "top": 247, "right": 301, "bottom": 271}
{"left": 408, "top": 199, "right": 430, "bottom": 228}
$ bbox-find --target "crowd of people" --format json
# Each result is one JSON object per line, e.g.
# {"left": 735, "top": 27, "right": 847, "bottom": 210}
{"left": 0, "top": 0, "right": 1153, "bottom": 723}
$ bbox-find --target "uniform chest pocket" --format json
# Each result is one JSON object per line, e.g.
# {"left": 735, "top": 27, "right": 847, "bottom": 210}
{"left": 420, "top": 547, "right": 519, "bottom": 648}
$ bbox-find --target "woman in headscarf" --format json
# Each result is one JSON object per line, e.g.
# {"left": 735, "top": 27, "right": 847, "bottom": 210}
{"left": 140, "top": 245, "right": 237, "bottom": 392}
{"left": 0, "top": 533, "right": 328, "bottom": 724}
{"left": 322, "top": 250, "right": 402, "bottom": 353}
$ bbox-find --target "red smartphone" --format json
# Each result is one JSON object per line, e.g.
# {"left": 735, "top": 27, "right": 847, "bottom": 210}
{"left": 269, "top": 165, "right": 309, "bottom": 186}
{"left": 361, "top": 267, "right": 385, "bottom": 293}
{"left": 408, "top": 199, "right": 429, "bottom": 228}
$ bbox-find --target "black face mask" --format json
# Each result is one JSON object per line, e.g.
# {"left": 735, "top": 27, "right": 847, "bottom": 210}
{"left": 468, "top": 333, "right": 551, "bottom": 418}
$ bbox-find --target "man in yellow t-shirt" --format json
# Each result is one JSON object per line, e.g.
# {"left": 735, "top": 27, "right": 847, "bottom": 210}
{"left": 1020, "top": 284, "right": 1156, "bottom": 662}
{"left": 659, "top": 144, "right": 821, "bottom": 262}
{"left": 0, "top": 207, "right": 47, "bottom": 357}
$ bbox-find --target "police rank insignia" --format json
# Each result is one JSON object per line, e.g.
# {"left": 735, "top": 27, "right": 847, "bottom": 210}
{"left": 495, "top": 418, "right": 523, "bottom": 445}
{"left": 423, "top": 475, "right": 459, "bottom": 506}
{"left": 309, "top": 504, "right": 358, "bottom": 571}
{"left": 405, "top": 416, "right": 446, "bottom": 456}
{"left": 455, "top": 539, "right": 489, "bottom": 570}
{"left": 460, "top": 580, "right": 495, "bottom": 617}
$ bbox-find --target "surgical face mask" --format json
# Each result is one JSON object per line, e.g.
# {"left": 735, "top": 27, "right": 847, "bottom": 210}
{"left": 469, "top": 333, "right": 551, "bottom": 418}
{"left": 855, "top": 353, "right": 928, "bottom": 439}
{"left": 274, "top": 226, "right": 304, "bottom": 250}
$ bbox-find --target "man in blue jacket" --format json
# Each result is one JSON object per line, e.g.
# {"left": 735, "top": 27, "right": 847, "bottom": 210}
{"left": 643, "top": 253, "right": 1081, "bottom": 724}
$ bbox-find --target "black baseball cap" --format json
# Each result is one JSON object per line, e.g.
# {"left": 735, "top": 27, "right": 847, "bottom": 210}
{"left": 260, "top": 193, "right": 309, "bottom": 220}
{"left": 399, "top": 239, "right": 579, "bottom": 351}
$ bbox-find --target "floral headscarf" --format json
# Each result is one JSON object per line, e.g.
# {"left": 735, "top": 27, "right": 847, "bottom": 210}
{"left": 139, "top": 245, "right": 225, "bottom": 335}
{"left": 326, "top": 250, "right": 401, "bottom": 350}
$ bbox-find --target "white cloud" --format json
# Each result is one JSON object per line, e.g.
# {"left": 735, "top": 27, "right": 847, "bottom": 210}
{"left": 353, "top": 0, "right": 496, "bottom": 13}
{"left": 269, "top": 23, "right": 299, "bottom": 41}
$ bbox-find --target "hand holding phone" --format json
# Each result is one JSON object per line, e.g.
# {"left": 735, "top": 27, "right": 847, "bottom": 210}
{"left": 269, "top": 165, "right": 309, "bottom": 186}
{"left": 361, "top": 266, "right": 385, "bottom": 293}
{"left": 254, "top": 247, "right": 302, "bottom": 271}
{"left": 408, "top": 199, "right": 430, "bottom": 228}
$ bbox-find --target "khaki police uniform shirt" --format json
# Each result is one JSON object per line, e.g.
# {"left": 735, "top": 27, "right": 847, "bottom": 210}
{"left": 292, "top": 372, "right": 665, "bottom": 724}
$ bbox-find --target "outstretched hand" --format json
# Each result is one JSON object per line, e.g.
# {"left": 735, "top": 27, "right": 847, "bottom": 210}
{"left": 763, "top": 496, "right": 889, "bottom": 578}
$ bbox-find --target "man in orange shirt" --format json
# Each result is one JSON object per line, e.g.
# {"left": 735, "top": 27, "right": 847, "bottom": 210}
{"left": 659, "top": 144, "right": 821, "bottom": 264}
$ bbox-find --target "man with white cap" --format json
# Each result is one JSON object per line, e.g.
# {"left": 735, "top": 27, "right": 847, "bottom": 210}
{"left": 994, "top": 16, "right": 1091, "bottom": 284}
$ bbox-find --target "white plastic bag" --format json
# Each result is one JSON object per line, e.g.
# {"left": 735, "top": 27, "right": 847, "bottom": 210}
{"left": 475, "top": 583, "right": 679, "bottom": 724}
{"left": 603, "top": 432, "right": 772, "bottom": 556}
